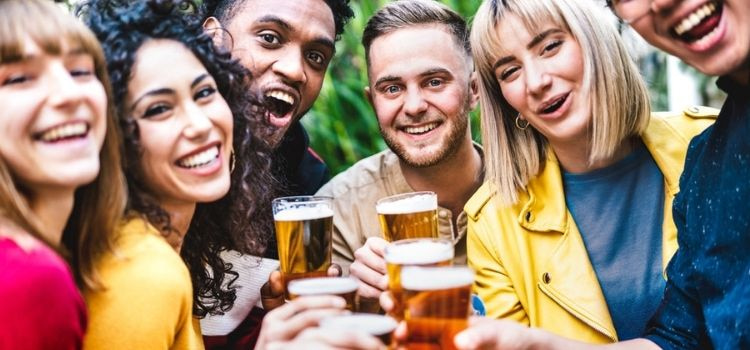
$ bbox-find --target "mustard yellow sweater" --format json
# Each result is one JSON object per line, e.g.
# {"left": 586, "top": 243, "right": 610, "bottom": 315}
{"left": 83, "top": 217, "right": 203, "bottom": 349}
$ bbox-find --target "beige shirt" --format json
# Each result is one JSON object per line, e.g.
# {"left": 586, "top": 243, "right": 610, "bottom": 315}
{"left": 316, "top": 146, "right": 482, "bottom": 272}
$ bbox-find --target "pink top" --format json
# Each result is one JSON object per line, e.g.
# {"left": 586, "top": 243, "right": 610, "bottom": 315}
{"left": 0, "top": 237, "right": 87, "bottom": 349}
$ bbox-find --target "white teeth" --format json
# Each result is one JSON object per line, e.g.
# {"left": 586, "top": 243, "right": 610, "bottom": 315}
{"left": 178, "top": 146, "right": 219, "bottom": 168}
{"left": 404, "top": 123, "right": 438, "bottom": 134}
{"left": 39, "top": 122, "right": 87, "bottom": 142}
{"left": 675, "top": 2, "right": 716, "bottom": 36}
{"left": 266, "top": 90, "right": 295, "bottom": 105}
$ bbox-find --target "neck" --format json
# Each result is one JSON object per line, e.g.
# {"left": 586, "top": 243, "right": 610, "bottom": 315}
{"left": 400, "top": 137, "right": 483, "bottom": 220}
{"left": 552, "top": 136, "right": 636, "bottom": 174}
{"left": 728, "top": 65, "right": 750, "bottom": 86}
{"left": 158, "top": 199, "right": 196, "bottom": 253}
{"left": 28, "top": 188, "right": 76, "bottom": 245}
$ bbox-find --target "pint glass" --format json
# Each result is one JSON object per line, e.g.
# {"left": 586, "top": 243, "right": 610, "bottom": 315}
{"left": 376, "top": 191, "right": 438, "bottom": 241}
{"left": 384, "top": 238, "right": 454, "bottom": 320}
{"left": 287, "top": 277, "right": 358, "bottom": 311}
{"left": 320, "top": 314, "right": 398, "bottom": 346}
{"left": 272, "top": 196, "right": 333, "bottom": 297}
{"left": 400, "top": 266, "right": 474, "bottom": 350}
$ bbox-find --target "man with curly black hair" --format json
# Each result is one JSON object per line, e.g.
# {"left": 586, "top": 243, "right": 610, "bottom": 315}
{"left": 198, "top": 1, "right": 354, "bottom": 348}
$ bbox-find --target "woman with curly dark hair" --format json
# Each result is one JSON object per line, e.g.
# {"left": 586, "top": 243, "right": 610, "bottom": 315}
{"left": 78, "top": 0, "right": 277, "bottom": 347}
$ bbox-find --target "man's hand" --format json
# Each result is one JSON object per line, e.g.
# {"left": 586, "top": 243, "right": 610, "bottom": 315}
{"left": 261, "top": 264, "right": 344, "bottom": 311}
{"left": 349, "top": 237, "right": 389, "bottom": 299}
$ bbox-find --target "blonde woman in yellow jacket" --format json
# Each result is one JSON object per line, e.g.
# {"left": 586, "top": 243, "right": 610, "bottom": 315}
{"left": 465, "top": 0, "right": 718, "bottom": 344}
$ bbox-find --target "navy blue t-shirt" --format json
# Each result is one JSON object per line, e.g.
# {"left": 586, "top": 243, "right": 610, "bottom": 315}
{"left": 645, "top": 77, "right": 750, "bottom": 349}
{"left": 563, "top": 141, "right": 666, "bottom": 340}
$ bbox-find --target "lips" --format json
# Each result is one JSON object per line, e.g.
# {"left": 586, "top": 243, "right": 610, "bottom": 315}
{"left": 176, "top": 144, "right": 220, "bottom": 169}
{"left": 34, "top": 121, "right": 89, "bottom": 143}
{"left": 671, "top": 1, "right": 723, "bottom": 44}
{"left": 401, "top": 121, "right": 440, "bottom": 135}
{"left": 537, "top": 93, "right": 569, "bottom": 115}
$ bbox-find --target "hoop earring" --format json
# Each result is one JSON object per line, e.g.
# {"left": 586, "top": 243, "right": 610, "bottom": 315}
{"left": 229, "top": 148, "right": 236, "bottom": 174}
{"left": 515, "top": 114, "right": 529, "bottom": 130}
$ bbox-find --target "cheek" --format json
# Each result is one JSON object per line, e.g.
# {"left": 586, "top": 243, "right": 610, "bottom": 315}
{"left": 212, "top": 102, "right": 234, "bottom": 140}
{"left": 500, "top": 85, "right": 526, "bottom": 112}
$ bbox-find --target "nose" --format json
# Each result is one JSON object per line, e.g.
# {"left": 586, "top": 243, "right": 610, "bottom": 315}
{"left": 272, "top": 47, "right": 307, "bottom": 87}
{"left": 402, "top": 88, "right": 428, "bottom": 117}
{"left": 47, "top": 66, "right": 85, "bottom": 109}
{"left": 524, "top": 61, "right": 552, "bottom": 97}
{"left": 650, "top": 0, "right": 675, "bottom": 15}
{"left": 182, "top": 102, "right": 212, "bottom": 140}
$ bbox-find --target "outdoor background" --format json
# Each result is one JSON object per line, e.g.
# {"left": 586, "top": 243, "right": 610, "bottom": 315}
{"left": 61, "top": 0, "right": 726, "bottom": 176}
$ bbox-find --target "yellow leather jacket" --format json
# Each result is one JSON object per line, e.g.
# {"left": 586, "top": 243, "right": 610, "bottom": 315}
{"left": 465, "top": 107, "right": 717, "bottom": 343}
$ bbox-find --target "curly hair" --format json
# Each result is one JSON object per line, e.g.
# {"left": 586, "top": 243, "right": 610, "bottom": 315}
{"left": 201, "top": 0, "right": 354, "bottom": 40}
{"left": 80, "top": 0, "right": 276, "bottom": 317}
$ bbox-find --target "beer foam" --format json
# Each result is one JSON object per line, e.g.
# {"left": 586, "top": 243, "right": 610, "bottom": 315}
{"left": 320, "top": 314, "right": 397, "bottom": 335}
{"left": 400, "top": 266, "right": 474, "bottom": 291}
{"left": 376, "top": 193, "right": 437, "bottom": 214}
{"left": 274, "top": 205, "right": 333, "bottom": 221}
{"left": 288, "top": 277, "right": 358, "bottom": 295}
{"left": 384, "top": 240, "right": 454, "bottom": 265}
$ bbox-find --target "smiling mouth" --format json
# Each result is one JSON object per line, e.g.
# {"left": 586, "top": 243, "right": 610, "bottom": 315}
{"left": 35, "top": 122, "right": 89, "bottom": 143}
{"left": 265, "top": 90, "right": 296, "bottom": 122}
{"left": 672, "top": 1, "right": 722, "bottom": 44}
{"left": 176, "top": 145, "right": 220, "bottom": 169}
{"left": 539, "top": 93, "right": 569, "bottom": 115}
{"left": 402, "top": 122, "right": 440, "bottom": 135}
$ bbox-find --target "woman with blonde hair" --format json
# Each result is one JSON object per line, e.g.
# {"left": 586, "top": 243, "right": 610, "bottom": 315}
{"left": 464, "top": 0, "right": 717, "bottom": 343}
{"left": 0, "top": 0, "right": 126, "bottom": 347}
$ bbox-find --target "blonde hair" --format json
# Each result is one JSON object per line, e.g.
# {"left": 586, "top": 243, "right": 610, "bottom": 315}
{"left": 471, "top": 0, "right": 650, "bottom": 205}
{"left": 0, "top": 0, "right": 127, "bottom": 289}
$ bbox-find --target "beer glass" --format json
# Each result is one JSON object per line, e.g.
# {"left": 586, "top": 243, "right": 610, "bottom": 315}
{"left": 400, "top": 266, "right": 474, "bottom": 350}
{"left": 376, "top": 191, "right": 438, "bottom": 241}
{"left": 384, "top": 238, "right": 454, "bottom": 320}
{"left": 287, "top": 277, "right": 358, "bottom": 311}
{"left": 272, "top": 196, "right": 333, "bottom": 298}
{"left": 319, "top": 314, "right": 398, "bottom": 346}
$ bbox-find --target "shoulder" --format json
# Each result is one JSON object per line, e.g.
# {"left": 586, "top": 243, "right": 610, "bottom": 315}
{"left": 464, "top": 182, "right": 497, "bottom": 222}
{"left": 316, "top": 149, "right": 395, "bottom": 198}
{"left": 649, "top": 105, "right": 718, "bottom": 142}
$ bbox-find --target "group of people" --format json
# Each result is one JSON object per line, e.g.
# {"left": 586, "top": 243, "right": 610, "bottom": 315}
{"left": 0, "top": 0, "right": 746, "bottom": 349}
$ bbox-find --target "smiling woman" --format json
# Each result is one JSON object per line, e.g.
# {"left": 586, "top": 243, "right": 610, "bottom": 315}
{"left": 0, "top": 0, "right": 126, "bottom": 348}
{"left": 78, "top": 0, "right": 275, "bottom": 348}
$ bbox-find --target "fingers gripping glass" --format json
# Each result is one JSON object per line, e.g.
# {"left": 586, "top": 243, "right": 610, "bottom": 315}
{"left": 610, "top": 0, "right": 652, "bottom": 24}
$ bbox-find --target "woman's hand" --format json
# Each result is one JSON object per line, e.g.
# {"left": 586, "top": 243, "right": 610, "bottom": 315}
{"left": 254, "top": 295, "right": 348, "bottom": 349}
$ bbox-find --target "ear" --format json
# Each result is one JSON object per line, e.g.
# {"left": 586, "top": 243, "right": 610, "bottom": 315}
{"left": 468, "top": 71, "right": 480, "bottom": 110}
{"left": 364, "top": 86, "right": 374, "bottom": 108}
{"left": 203, "top": 16, "right": 228, "bottom": 49}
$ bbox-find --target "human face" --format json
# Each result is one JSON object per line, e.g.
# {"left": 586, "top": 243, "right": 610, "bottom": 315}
{"left": 0, "top": 38, "right": 106, "bottom": 194}
{"left": 626, "top": 0, "right": 750, "bottom": 81}
{"left": 217, "top": 0, "right": 336, "bottom": 144}
{"left": 126, "top": 40, "right": 233, "bottom": 206}
{"left": 492, "top": 16, "right": 590, "bottom": 149}
{"left": 366, "top": 25, "right": 478, "bottom": 168}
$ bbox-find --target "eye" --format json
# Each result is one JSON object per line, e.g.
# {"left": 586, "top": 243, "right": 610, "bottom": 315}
{"left": 142, "top": 103, "right": 171, "bottom": 119}
{"left": 498, "top": 66, "right": 520, "bottom": 81}
{"left": 541, "top": 40, "right": 563, "bottom": 55}
{"left": 1, "top": 74, "right": 30, "bottom": 86}
{"left": 384, "top": 85, "right": 401, "bottom": 95}
{"left": 259, "top": 32, "right": 280, "bottom": 45}
{"left": 306, "top": 51, "right": 326, "bottom": 66}
{"left": 176, "top": 1, "right": 196, "bottom": 13}
{"left": 426, "top": 79, "right": 442, "bottom": 87}
{"left": 194, "top": 86, "right": 217, "bottom": 100}
{"left": 70, "top": 68, "right": 93, "bottom": 78}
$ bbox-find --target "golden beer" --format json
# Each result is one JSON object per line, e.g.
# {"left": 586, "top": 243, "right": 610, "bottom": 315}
{"left": 320, "top": 314, "right": 397, "bottom": 346}
{"left": 287, "top": 277, "right": 358, "bottom": 311}
{"left": 384, "top": 238, "right": 454, "bottom": 321}
{"left": 400, "top": 266, "right": 473, "bottom": 350}
{"left": 273, "top": 196, "right": 334, "bottom": 298}
{"left": 376, "top": 192, "right": 438, "bottom": 241}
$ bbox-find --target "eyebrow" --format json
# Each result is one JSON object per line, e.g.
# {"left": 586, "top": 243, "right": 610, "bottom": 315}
{"left": 256, "top": 15, "right": 335, "bottom": 53}
{"left": 374, "top": 68, "right": 453, "bottom": 88}
{"left": 492, "top": 28, "right": 564, "bottom": 71}
{"left": 130, "top": 73, "right": 210, "bottom": 110}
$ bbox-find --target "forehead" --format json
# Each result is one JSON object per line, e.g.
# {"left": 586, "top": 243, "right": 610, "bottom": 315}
{"left": 368, "top": 25, "right": 470, "bottom": 80}
{"left": 230, "top": 0, "right": 335, "bottom": 37}
{"left": 129, "top": 40, "right": 207, "bottom": 93}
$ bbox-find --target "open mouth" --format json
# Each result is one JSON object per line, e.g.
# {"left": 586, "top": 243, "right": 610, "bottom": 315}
{"left": 176, "top": 145, "right": 220, "bottom": 169}
{"left": 34, "top": 122, "right": 89, "bottom": 143}
{"left": 265, "top": 90, "right": 297, "bottom": 126}
{"left": 539, "top": 93, "right": 569, "bottom": 115}
{"left": 402, "top": 122, "right": 440, "bottom": 135}
{"left": 672, "top": 1, "right": 722, "bottom": 44}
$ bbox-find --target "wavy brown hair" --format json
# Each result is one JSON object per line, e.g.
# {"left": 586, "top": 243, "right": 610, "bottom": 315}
{"left": 81, "top": 0, "right": 276, "bottom": 317}
{"left": 0, "top": 0, "right": 127, "bottom": 289}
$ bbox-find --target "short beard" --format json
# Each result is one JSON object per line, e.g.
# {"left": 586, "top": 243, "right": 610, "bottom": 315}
{"left": 381, "top": 96, "right": 471, "bottom": 168}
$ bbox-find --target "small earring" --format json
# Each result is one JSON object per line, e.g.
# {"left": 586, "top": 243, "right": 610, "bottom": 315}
{"left": 229, "top": 149, "right": 236, "bottom": 174}
{"left": 515, "top": 114, "right": 529, "bottom": 130}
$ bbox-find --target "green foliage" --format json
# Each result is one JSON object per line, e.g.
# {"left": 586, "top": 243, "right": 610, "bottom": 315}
{"left": 303, "top": 0, "right": 482, "bottom": 175}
